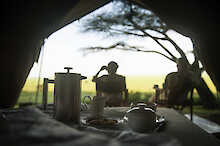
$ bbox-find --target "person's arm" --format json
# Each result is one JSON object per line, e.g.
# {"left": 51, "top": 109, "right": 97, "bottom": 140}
{"left": 124, "top": 89, "right": 128, "bottom": 102}
{"left": 123, "top": 76, "right": 129, "bottom": 104}
{"left": 92, "top": 66, "right": 107, "bottom": 82}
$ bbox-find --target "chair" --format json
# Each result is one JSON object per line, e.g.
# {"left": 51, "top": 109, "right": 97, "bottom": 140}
{"left": 95, "top": 75, "right": 128, "bottom": 107}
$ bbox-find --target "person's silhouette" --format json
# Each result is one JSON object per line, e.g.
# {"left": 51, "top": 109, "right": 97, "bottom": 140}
{"left": 92, "top": 61, "right": 128, "bottom": 106}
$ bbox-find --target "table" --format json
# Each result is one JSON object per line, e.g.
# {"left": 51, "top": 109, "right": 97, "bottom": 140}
{"left": 81, "top": 107, "right": 220, "bottom": 146}
{"left": 1, "top": 106, "right": 219, "bottom": 146}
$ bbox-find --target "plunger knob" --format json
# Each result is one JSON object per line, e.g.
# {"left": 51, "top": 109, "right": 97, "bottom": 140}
{"left": 64, "top": 67, "right": 73, "bottom": 73}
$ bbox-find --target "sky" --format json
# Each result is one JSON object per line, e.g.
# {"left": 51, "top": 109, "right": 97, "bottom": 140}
{"left": 28, "top": 2, "right": 194, "bottom": 79}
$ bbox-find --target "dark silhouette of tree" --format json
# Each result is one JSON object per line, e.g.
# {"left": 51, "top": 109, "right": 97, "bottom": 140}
{"left": 79, "top": 0, "right": 216, "bottom": 108}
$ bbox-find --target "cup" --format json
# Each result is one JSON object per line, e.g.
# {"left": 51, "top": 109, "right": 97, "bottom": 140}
{"left": 89, "top": 96, "right": 106, "bottom": 119}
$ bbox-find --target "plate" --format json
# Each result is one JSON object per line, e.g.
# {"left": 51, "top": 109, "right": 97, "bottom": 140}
{"left": 84, "top": 118, "right": 118, "bottom": 126}
{"left": 81, "top": 115, "right": 166, "bottom": 132}
{"left": 81, "top": 117, "right": 123, "bottom": 130}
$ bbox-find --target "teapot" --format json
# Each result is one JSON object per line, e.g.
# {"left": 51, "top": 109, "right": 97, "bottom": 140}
{"left": 131, "top": 102, "right": 157, "bottom": 111}
{"left": 124, "top": 103, "right": 156, "bottom": 133}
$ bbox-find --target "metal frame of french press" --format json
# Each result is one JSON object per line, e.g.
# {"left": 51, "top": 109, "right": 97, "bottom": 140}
{"left": 42, "top": 78, "right": 54, "bottom": 110}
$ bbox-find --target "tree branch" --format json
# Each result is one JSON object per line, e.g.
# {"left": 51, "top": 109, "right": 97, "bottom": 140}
{"left": 127, "top": 16, "right": 177, "bottom": 62}
{"left": 142, "top": 31, "right": 177, "bottom": 61}
{"left": 82, "top": 42, "right": 176, "bottom": 63}
{"left": 122, "top": 48, "right": 176, "bottom": 62}
{"left": 148, "top": 27, "right": 189, "bottom": 63}
{"left": 110, "top": 28, "right": 145, "bottom": 37}
{"left": 163, "top": 33, "right": 189, "bottom": 63}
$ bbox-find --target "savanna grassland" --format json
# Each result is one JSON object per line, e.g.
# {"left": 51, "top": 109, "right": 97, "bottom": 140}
{"left": 18, "top": 74, "right": 217, "bottom": 105}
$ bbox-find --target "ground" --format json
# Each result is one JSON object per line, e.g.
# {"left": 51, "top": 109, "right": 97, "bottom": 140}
{"left": 182, "top": 106, "right": 220, "bottom": 125}
{"left": 181, "top": 105, "right": 220, "bottom": 139}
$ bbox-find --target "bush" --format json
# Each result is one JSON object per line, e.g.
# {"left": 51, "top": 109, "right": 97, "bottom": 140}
{"left": 18, "top": 90, "right": 156, "bottom": 106}
{"left": 128, "top": 91, "right": 153, "bottom": 104}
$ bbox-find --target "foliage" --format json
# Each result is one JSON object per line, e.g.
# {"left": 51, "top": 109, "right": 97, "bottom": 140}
{"left": 127, "top": 91, "right": 153, "bottom": 104}
{"left": 18, "top": 89, "right": 220, "bottom": 110}
{"left": 17, "top": 91, "right": 96, "bottom": 106}
{"left": 82, "top": 0, "right": 167, "bottom": 36}
{"left": 183, "top": 105, "right": 220, "bottom": 115}
{"left": 80, "top": 0, "right": 187, "bottom": 63}
{"left": 18, "top": 90, "right": 152, "bottom": 105}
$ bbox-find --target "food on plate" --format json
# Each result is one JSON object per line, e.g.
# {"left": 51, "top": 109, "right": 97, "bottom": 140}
{"left": 86, "top": 118, "right": 118, "bottom": 126}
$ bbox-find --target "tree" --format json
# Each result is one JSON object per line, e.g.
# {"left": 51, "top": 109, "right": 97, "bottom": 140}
{"left": 79, "top": 0, "right": 216, "bottom": 108}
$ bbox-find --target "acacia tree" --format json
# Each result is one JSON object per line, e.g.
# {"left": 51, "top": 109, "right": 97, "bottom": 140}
{"left": 79, "top": 0, "right": 216, "bottom": 108}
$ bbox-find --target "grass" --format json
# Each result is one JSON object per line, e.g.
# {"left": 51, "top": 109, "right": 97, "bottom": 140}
{"left": 183, "top": 105, "right": 220, "bottom": 115}
{"left": 18, "top": 77, "right": 155, "bottom": 105}
{"left": 18, "top": 90, "right": 96, "bottom": 105}
{"left": 18, "top": 90, "right": 152, "bottom": 105}
{"left": 18, "top": 82, "right": 219, "bottom": 106}
{"left": 182, "top": 105, "right": 220, "bottom": 125}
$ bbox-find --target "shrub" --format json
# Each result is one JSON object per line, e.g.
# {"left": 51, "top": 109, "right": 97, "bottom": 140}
{"left": 128, "top": 91, "right": 153, "bottom": 104}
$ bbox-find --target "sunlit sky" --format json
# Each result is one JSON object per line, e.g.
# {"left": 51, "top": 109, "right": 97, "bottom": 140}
{"left": 28, "top": 2, "right": 194, "bottom": 79}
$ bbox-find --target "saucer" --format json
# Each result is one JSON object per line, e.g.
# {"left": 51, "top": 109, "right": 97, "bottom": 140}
{"left": 122, "top": 114, "right": 166, "bottom": 132}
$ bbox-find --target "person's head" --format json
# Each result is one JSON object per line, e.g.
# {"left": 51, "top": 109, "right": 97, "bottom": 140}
{"left": 177, "top": 58, "right": 188, "bottom": 72}
{"left": 153, "top": 84, "right": 159, "bottom": 89}
{"left": 107, "top": 61, "right": 118, "bottom": 74}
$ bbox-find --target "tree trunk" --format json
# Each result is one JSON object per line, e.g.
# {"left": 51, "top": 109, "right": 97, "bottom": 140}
{"left": 187, "top": 58, "right": 216, "bottom": 108}
{"left": 195, "top": 77, "right": 216, "bottom": 108}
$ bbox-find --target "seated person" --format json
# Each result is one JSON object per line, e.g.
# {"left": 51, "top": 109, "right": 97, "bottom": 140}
{"left": 92, "top": 61, "right": 128, "bottom": 107}
{"left": 164, "top": 58, "right": 193, "bottom": 110}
